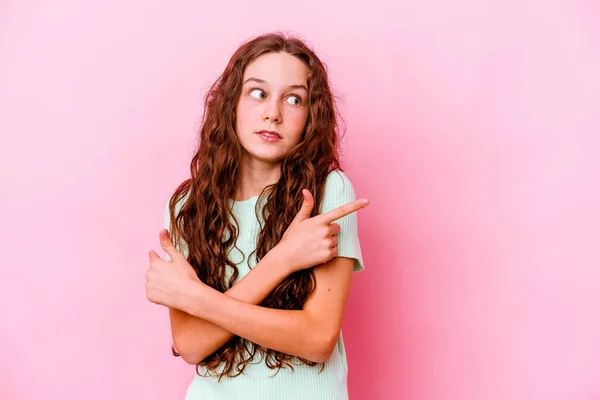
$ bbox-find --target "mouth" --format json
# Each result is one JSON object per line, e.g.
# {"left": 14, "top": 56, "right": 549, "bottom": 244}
{"left": 256, "top": 130, "right": 282, "bottom": 139}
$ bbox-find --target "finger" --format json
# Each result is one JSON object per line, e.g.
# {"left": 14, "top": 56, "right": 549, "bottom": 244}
{"left": 318, "top": 198, "right": 369, "bottom": 224}
{"left": 159, "top": 229, "right": 180, "bottom": 261}
{"left": 292, "top": 189, "right": 314, "bottom": 224}
{"left": 149, "top": 250, "right": 162, "bottom": 262}
{"left": 329, "top": 223, "right": 341, "bottom": 236}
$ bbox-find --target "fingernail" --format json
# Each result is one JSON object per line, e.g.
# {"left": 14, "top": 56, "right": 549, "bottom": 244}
{"left": 362, "top": 199, "right": 369, "bottom": 205}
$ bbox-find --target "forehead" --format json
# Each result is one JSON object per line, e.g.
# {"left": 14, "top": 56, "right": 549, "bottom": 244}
{"left": 242, "top": 52, "right": 309, "bottom": 85}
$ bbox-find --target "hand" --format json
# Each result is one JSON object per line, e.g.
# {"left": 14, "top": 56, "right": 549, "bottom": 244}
{"left": 145, "top": 229, "right": 202, "bottom": 309}
{"left": 274, "top": 189, "right": 369, "bottom": 273}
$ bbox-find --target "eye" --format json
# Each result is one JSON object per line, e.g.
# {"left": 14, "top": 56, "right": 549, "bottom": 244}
{"left": 286, "top": 95, "right": 302, "bottom": 106}
{"left": 249, "top": 89, "right": 267, "bottom": 99}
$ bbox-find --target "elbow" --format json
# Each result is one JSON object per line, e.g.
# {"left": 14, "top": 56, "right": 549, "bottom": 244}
{"left": 173, "top": 339, "right": 203, "bottom": 366}
{"left": 306, "top": 330, "right": 339, "bottom": 363}
{"left": 179, "top": 349, "right": 202, "bottom": 366}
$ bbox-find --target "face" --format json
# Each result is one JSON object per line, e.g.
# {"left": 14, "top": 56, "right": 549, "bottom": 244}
{"left": 235, "top": 51, "right": 310, "bottom": 166}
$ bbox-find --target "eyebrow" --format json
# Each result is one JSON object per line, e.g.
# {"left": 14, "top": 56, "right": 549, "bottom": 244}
{"left": 243, "top": 77, "right": 308, "bottom": 92}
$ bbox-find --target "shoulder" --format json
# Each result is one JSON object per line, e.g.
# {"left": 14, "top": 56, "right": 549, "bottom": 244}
{"left": 325, "top": 169, "right": 353, "bottom": 191}
{"left": 164, "top": 192, "right": 190, "bottom": 217}
{"left": 163, "top": 192, "right": 191, "bottom": 259}
{"left": 163, "top": 191, "right": 191, "bottom": 233}
{"left": 324, "top": 169, "right": 356, "bottom": 197}
{"left": 320, "top": 170, "right": 357, "bottom": 213}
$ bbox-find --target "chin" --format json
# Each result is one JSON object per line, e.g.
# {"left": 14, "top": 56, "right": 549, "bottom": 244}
{"left": 242, "top": 148, "right": 287, "bottom": 164}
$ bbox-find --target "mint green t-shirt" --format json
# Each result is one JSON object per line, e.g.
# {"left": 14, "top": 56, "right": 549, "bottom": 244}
{"left": 164, "top": 170, "right": 365, "bottom": 400}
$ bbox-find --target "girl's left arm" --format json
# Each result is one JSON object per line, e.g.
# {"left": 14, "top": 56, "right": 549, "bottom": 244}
{"left": 179, "top": 255, "right": 355, "bottom": 363}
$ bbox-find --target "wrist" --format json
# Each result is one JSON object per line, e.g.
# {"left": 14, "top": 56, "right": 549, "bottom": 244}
{"left": 179, "top": 279, "right": 208, "bottom": 316}
{"left": 266, "top": 246, "right": 296, "bottom": 276}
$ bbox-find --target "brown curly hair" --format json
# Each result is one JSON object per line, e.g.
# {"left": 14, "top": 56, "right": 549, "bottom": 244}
{"left": 166, "top": 32, "right": 345, "bottom": 380}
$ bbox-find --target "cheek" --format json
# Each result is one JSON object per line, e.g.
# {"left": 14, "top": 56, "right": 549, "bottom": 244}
{"left": 236, "top": 99, "right": 258, "bottom": 127}
{"left": 286, "top": 108, "right": 309, "bottom": 131}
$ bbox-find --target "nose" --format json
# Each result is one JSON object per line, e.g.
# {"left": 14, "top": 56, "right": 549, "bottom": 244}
{"left": 262, "top": 99, "right": 282, "bottom": 123}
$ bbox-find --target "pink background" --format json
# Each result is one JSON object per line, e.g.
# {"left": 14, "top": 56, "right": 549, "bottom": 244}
{"left": 2, "top": 1, "right": 599, "bottom": 399}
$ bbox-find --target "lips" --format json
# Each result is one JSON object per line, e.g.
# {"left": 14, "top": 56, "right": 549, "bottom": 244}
{"left": 256, "top": 130, "right": 282, "bottom": 138}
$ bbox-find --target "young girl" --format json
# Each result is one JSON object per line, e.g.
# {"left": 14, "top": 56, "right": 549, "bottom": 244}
{"left": 145, "top": 32, "right": 369, "bottom": 400}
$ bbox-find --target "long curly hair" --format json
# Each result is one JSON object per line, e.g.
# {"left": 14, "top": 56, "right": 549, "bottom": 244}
{"left": 166, "top": 32, "right": 344, "bottom": 379}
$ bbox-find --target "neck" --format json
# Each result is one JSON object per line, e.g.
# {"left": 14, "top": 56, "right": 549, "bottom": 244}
{"left": 235, "top": 157, "right": 281, "bottom": 201}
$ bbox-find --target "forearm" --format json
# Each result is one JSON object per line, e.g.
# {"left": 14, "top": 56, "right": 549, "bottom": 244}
{"left": 170, "top": 249, "right": 291, "bottom": 364}
{"left": 182, "top": 282, "right": 332, "bottom": 363}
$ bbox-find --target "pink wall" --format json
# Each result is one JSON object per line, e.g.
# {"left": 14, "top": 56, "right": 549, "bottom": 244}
{"left": 2, "top": 1, "right": 599, "bottom": 399}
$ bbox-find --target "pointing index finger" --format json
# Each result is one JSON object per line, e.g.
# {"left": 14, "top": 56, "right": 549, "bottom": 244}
{"left": 318, "top": 198, "right": 369, "bottom": 224}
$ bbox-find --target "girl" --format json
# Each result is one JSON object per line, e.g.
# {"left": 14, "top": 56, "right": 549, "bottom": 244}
{"left": 145, "top": 32, "right": 369, "bottom": 400}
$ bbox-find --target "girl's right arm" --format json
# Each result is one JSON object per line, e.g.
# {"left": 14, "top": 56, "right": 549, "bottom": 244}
{"left": 169, "top": 248, "right": 291, "bottom": 365}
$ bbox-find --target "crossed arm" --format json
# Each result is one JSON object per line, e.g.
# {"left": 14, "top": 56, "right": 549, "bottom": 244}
{"left": 170, "top": 250, "right": 354, "bottom": 365}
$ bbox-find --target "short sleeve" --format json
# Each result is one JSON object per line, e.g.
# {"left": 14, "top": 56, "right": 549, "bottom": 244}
{"left": 163, "top": 195, "right": 189, "bottom": 261}
{"left": 318, "top": 170, "right": 365, "bottom": 272}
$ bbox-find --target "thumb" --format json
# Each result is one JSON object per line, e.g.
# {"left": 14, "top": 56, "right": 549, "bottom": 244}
{"left": 148, "top": 250, "right": 162, "bottom": 262}
{"left": 295, "top": 189, "right": 314, "bottom": 222}
{"left": 159, "top": 229, "right": 180, "bottom": 261}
